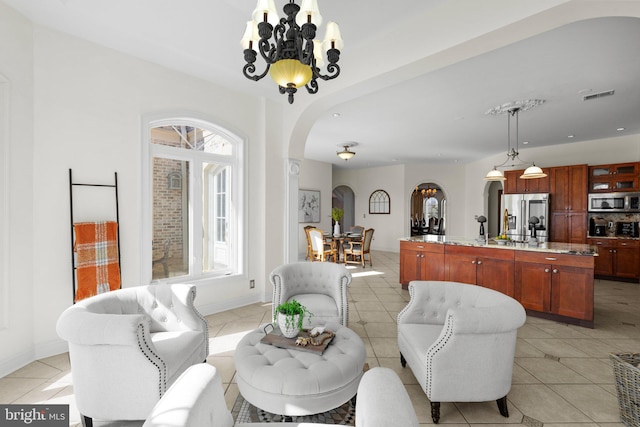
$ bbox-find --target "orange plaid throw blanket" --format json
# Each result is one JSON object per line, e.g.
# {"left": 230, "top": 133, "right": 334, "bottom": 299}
{"left": 73, "top": 221, "right": 121, "bottom": 302}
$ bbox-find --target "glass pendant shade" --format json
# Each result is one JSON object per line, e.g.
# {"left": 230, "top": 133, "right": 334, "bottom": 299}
{"left": 484, "top": 168, "right": 506, "bottom": 181}
{"left": 337, "top": 146, "right": 355, "bottom": 160}
{"left": 520, "top": 164, "right": 547, "bottom": 179}
{"left": 269, "top": 59, "right": 313, "bottom": 88}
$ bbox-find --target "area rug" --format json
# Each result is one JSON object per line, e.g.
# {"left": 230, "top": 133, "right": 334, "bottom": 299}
{"left": 232, "top": 394, "right": 355, "bottom": 425}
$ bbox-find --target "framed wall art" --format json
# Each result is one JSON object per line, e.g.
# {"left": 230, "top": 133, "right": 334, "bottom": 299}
{"left": 369, "top": 189, "right": 390, "bottom": 214}
{"left": 298, "top": 189, "right": 321, "bottom": 223}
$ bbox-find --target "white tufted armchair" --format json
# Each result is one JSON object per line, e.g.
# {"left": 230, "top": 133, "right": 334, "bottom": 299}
{"left": 56, "top": 284, "right": 208, "bottom": 427}
{"left": 397, "top": 281, "right": 526, "bottom": 424}
{"left": 270, "top": 262, "right": 351, "bottom": 327}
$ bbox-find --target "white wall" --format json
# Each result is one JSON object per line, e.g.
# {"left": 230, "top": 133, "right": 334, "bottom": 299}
{"left": 333, "top": 164, "right": 407, "bottom": 252}
{"left": 298, "top": 159, "right": 333, "bottom": 259}
{"left": 0, "top": 2, "right": 36, "bottom": 377}
{"left": 0, "top": 17, "right": 282, "bottom": 375}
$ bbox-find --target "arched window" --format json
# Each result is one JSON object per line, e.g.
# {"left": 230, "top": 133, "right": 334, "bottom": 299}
{"left": 145, "top": 118, "right": 243, "bottom": 282}
{"left": 369, "top": 189, "right": 390, "bottom": 214}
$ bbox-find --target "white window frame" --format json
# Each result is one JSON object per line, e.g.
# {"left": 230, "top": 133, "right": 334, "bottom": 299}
{"left": 141, "top": 115, "right": 245, "bottom": 285}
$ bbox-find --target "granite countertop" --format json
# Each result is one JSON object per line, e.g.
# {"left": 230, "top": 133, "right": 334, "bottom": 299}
{"left": 401, "top": 235, "right": 598, "bottom": 256}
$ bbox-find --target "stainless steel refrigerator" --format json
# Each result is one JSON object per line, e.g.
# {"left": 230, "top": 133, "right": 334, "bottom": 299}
{"left": 501, "top": 193, "right": 550, "bottom": 243}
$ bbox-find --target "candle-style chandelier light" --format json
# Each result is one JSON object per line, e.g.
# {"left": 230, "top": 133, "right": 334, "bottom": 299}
{"left": 240, "top": 0, "right": 343, "bottom": 104}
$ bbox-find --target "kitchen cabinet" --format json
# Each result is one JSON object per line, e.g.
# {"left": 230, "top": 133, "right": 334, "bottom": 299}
{"left": 399, "top": 241, "right": 444, "bottom": 288}
{"left": 503, "top": 169, "right": 550, "bottom": 194}
{"left": 399, "top": 239, "right": 596, "bottom": 327}
{"left": 550, "top": 165, "right": 588, "bottom": 212}
{"left": 589, "top": 162, "right": 640, "bottom": 192}
{"left": 550, "top": 212, "right": 587, "bottom": 244}
{"left": 444, "top": 245, "right": 515, "bottom": 297}
{"left": 588, "top": 238, "right": 640, "bottom": 279}
{"left": 515, "top": 251, "right": 594, "bottom": 327}
{"left": 550, "top": 165, "right": 588, "bottom": 244}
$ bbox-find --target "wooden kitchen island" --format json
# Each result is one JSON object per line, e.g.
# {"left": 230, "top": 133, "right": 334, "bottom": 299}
{"left": 400, "top": 236, "right": 598, "bottom": 328}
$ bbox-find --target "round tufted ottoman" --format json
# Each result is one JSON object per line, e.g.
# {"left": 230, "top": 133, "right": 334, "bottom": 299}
{"left": 234, "top": 325, "right": 367, "bottom": 416}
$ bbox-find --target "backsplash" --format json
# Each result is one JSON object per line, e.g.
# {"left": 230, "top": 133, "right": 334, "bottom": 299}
{"left": 588, "top": 212, "right": 640, "bottom": 237}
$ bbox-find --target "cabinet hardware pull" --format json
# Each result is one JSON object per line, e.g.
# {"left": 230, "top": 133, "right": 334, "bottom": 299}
{"left": 477, "top": 260, "right": 482, "bottom": 265}
{"left": 553, "top": 269, "right": 558, "bottom": 274}
{"left": 417, "top": 245, "right": 424, "bottom": 248}
{"left": 471, "top": 260, "right": 476, "bottom": 264}
{"left": 545, "top": 257, "right": 557, "bottom": 261}
{"left": 544, "top": 268, "right": 550, "bottom": 273}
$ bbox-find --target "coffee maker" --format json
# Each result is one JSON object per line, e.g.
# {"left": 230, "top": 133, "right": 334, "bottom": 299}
{"left": 589, "top": 217, "right": 607, "bottom": 236}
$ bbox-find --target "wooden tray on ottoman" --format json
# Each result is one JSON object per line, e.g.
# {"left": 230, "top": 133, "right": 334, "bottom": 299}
{"left": 260, "top": 325, "right": 335, "bottom": 355}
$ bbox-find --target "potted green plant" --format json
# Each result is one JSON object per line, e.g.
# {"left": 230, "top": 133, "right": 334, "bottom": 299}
{"left": 332, "top": 207, "right": 344, "bottom": 236}
{"left": 274, "top": 299, "right": 313, "bottom": 338}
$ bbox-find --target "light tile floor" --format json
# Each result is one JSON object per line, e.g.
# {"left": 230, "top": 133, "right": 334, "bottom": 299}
{"left": 2, "top": 250, "right": 639, "bottom": 426}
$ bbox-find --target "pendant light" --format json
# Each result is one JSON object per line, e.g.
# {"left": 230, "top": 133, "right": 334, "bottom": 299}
{"left": 484, "top": 100, "right": 547, "bottom": 181}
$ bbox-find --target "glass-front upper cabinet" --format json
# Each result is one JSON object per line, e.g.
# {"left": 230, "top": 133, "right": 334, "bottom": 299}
{"left": 589, "top": 162, "right": 639, "bottom": 192}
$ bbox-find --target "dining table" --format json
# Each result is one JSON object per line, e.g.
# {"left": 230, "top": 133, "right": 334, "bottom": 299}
{"left": 323, "top": 233, "right": 362, "bottom": 262}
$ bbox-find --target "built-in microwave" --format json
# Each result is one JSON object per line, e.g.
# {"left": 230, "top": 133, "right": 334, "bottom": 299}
{"left": 588, "top": 192, "right": 640, "bottom": 212}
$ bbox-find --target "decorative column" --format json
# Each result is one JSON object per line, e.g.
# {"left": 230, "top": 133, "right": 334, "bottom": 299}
{"left": 285, "top": 159, "right": 301, "bottom": 263}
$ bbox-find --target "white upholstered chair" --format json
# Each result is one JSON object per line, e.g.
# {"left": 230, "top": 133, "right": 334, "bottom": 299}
{"left": 397, "top": 281, "right": 526, "bottom": 424}
{"left": 270, "top": 262, "right": 351, "bottom": 327}
{"left": 144, "top": 364, "right": 419, "bottom": 427}
{"left": 308, "top": 227, "right": 338, "bottom": 262}
{"left": 56, "top": 284, "right": 208, "bottom": 427}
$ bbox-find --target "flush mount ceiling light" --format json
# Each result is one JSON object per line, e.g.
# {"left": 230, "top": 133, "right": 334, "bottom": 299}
{"left": 241, "top": 0, "right": 343, "bottom": 104}
{"left": 484, "top": 100, "right": 547, "bottom": 181}
{"left": 337, "top": 143, "right": 356, "bottom": 161}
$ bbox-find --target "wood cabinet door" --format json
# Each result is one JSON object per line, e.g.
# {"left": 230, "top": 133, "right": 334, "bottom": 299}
{"left": 614, "top": 241, "right": 640, "bottom": 279}
{"left": 503, "top": 170, "right": 519, "bottom": 194}
{"left": 477, "top": 257, "right": 515, "bottom": 297}
{"left": 400, "top": 249, "right": 422, "bottom": 286}
{"left": 567, "top": 212, "right": 587, "bottom": 244}
{"left": 551, "top": 265, "right": 594, "bottom": 321}
{"left": 515, "top": 262, "right": 551, "bottom": 312}
{"left": 551, "top": 165, "right": 587, "bottom": 211}
{"left": 589, "top": 239, "right": 614, "bottom": 276}
{"left": 550, "top": 212, "right": 568, "bottom": 242}
{"left": 423, "top": 253, "right": 446, "bottom": 282}
{"left": 445, "top": 254, "right": 477, "bottom": 284}
{"left": 550, "top": 167, "right": 570, "bottom": 211}
{"left": 568, "top": 164, "right": 588, "bottom": 211}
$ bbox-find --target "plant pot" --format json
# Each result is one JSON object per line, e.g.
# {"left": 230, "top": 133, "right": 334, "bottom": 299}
{"left": 333, "top": 221, "right": 340, "bottom": 237}
{"left": 277, "top": 312, "right": 300, "bottom": 338}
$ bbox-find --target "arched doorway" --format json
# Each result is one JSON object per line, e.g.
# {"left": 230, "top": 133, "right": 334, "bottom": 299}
{"left": 332, "top": 185, "right": 355, "bottom": 232}
{"left": 410, "top": 183, "right": 446, "bottom": 236}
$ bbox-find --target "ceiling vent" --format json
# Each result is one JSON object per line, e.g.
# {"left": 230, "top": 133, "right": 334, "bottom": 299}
{"left": 583, "top": 90, "right": 615, "bottom": 101}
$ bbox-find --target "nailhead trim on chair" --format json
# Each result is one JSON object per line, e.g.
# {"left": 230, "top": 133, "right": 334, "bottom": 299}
{"left": 186, "top": 286, "right": 209, "bottom": 357}
{"left": 136, "top": 323, "right": 167, "bottom": 396}
{"left": 424, "top": 313, "right": 454, "bottom": 396}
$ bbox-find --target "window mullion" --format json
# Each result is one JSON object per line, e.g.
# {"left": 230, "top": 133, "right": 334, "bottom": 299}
{"left": 192, "top": 157, "right": 204, "bottom": 277}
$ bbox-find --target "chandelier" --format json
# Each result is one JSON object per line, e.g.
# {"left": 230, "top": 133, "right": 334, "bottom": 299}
{"left": 414, "top": 186, "right": 437, "bottom": 198}
{"left": 241, "top": 0, "right": 343, "bottom": 104}
{"left": 484, "top": 100, "right": 547, "bottom": 181}
{"left": 337, "top": 143, "right": 356, "bottom": 161}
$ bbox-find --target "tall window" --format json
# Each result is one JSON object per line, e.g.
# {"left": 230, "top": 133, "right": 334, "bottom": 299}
{"left": 148, "top": 119, "right": 242, "bottom": 281}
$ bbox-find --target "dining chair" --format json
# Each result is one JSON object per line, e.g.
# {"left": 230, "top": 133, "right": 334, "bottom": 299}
{"left": 303, "top": 225, "right": 315, "bottom": 260}
{"left": 344, "top": 228, "right": 374, "bottom": 267}
{"left": 308, "top": 228, "right": 338, "bottom": 262}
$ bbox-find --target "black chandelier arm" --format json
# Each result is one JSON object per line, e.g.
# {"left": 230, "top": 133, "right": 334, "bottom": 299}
{"left": 242, "top": 57, "right": 270, "bottom": 82}
{"left": 305, "top": 78, "right": 319, "bottom": 94}
{"left": 315, "top": 63, "right": 340, "bottom": 81}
